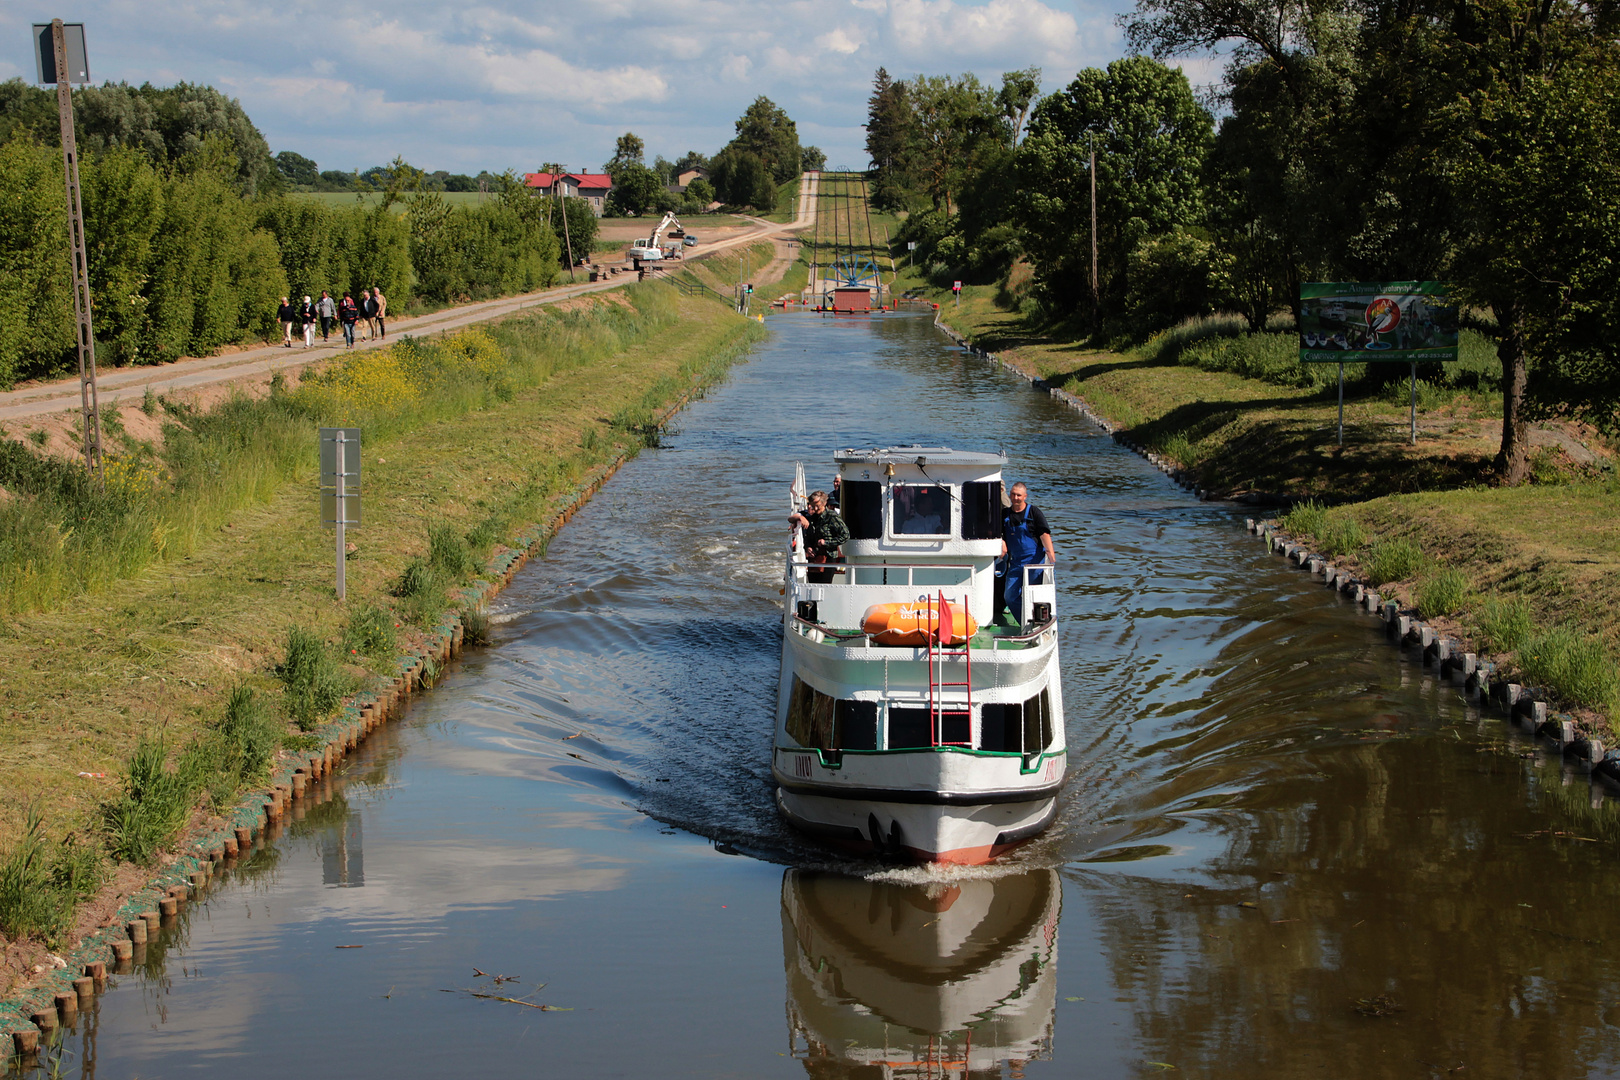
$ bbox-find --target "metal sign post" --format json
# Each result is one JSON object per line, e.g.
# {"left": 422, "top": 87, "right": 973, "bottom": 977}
{"left": 1338, "top": 362, "right": 1346, "bottom": 446}
{"left": 34, "top": 20, "right": 101, "bottom": 484}
{"left": 320, "top": 429, "right": 362, "bottom": 599}
{"left": 952, "top": 281, "right": 962, "bottom": 306}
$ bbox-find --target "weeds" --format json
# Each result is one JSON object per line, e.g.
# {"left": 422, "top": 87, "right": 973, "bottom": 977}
{"left": 1364, "top": 537, "right": 1427, "bottom": 586}
{"left": 428, "top": 523, "right": 478, "bottom": 579}
{"left": 1476, "top": 594, "right": 1533, "bottom": 653}
{"left": 1317, "top": 516, "right": 1366, "bottom": 557}
{"left": 216, "top": 685, "right": 280, "bottom": 789}
{"left": 0, "top": 807, "right": 101, "bottom": 945}
{"left": 394, "top": 557, "right": 443, "bottom": 626}
{"left": 141, "top": 386, "right": 159, "bottom": 416}
{"left": 460, "top": 606, "right": 491, "bottom": 646}
{"left": 101, "top": 737, "right": 204, "bottom": 865}
{"left": 1417, "top": 568, "right": 1471, "bottom": 619}
{"left": 1519, "top": 625, "right": 1620, "bottom": 714}
{"left": 1282, "top": 499, "right": 1326, "bottom": 537}
{"left": 277, "top": 627, "right": 350, "bottom": 731}
{"left": 343, "top": 604, "right": 398, "bottom": 659}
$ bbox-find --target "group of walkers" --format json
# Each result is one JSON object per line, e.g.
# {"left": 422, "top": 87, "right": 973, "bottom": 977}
{"left": 277, "top": 288, "right": 388, "bottom": 349}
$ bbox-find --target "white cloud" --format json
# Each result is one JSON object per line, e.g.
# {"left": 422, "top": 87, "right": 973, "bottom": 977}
{"left": 816, "top": 27, "right": 866, "bottom": 54}
{"left": 0, "top": 0, "right": 1139, "bottom": 173}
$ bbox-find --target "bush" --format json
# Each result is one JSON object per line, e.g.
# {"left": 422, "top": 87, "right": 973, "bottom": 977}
{"left": 1519, "top": 625, "right": 1620, "bottom": 713}
{"left": 1417, "top": 567, "right": 1471, "bottom": 619}
{"left": 1364, "top": 537, "right": 1427, "bottom": 586}
{"left": 1476, "top": 594, "right": 1533, "bottom": 653}
{"left": 394, "top": 557, "right": 444, "bottom": 627}
{"left": 276, "top": 627, "right": 349, "bottom": 731}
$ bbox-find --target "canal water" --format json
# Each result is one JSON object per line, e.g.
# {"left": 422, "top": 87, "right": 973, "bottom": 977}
{"left": 27, "top": 313, "right": 1620, "bottom": 1079}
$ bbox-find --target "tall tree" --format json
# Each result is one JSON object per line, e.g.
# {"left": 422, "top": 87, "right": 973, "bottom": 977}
{"left": 606, "top": 132, "right": 645, "bottom": 170}
{"left": 998, "top": 67, "right": 1043, "bottom": 144}
{"left": 729, "top": 97, "right": 801, "bottom": 184}
{"left": 1015, "top": 58, "right": 1213, "bottom": 316}
{"left": 909, "top": 73, "right": 1005, "bottom": 216}
{"left": 866, "top": 67, "right": 914, "bottom": 208}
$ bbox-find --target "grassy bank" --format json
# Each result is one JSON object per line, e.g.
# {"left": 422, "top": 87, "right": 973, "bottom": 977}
{"left": 922, "top": 273, "right": 1619, "bottom": 733}
{"left": 0, "top": 285, "right": 764, "bottom": 948}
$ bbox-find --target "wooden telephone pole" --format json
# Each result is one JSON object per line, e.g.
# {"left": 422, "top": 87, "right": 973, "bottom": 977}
{"left": 38, "top": 20, "right": 102, "bottom": 483}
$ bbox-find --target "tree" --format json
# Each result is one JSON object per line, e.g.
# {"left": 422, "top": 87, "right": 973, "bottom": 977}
{"left": 998, "top": 67, "right": 1043, "bottom": 144}
{"left": 443, "top": 173, "right": 479, "bottom": 192}
{"left": 909, "top": 74, "right": 1006, "bottom": 216}
{"left": 729, "top": 97, "right": 801, "bottom": 184}
{"left": 686, "top": 177, "right": 716, "bottom": 206}
{"left": 800, "top": 145, "right": 827, "bottom": 172}
{"left": 1014, "top": 57, "right": 1213, "bottom": 317}
{"left": 865, "top": 68, "right": 915, "bottom": 208}
{"left": 1430, "top": 0, "right": 1620, "bottom": 481}
{"left": 606, "top": 132, "right": 645, "bottom": 170}
{"left": 274, "top": 151, "right": 319, "bottom": 187}
{"left": 673, "top": 150, "right": 709, "bottom": 174}
{"left": 605, "top": 161, "right": 660, "bottom": 215}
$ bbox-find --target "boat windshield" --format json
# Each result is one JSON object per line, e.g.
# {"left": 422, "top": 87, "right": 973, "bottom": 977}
{"left": 892, "top": 484, "right": 950, "bottom": 536}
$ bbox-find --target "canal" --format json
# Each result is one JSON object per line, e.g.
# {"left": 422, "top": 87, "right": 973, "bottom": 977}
{"left": 27, "top": 312, "right": 1620, "bottom": 1079}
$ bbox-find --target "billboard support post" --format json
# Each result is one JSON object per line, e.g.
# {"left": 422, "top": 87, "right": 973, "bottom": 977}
{"left": 1410, "top": 361, "right": 1417, "bottom": 445}
{"left": 1338, "top": 362, "right": 1345, "bottom": 446}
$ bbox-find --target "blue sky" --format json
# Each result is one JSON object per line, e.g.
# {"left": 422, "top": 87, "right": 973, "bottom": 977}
{"left": 3, "top": 0, "right": 1216, "bottom": 176}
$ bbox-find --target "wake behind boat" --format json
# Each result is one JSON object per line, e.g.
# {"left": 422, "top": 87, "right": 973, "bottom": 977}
{"left": 773, "top": 446, "right": 1066, "bottom": 864}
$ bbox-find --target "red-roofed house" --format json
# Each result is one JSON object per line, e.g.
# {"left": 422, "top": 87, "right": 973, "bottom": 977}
{"left": 524, "top": 171, "right": 614, "bottom": 216}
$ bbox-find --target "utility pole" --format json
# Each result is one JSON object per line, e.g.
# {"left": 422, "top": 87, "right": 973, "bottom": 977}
{"left": 36, "top": 21, "right": 102, "bottom": 484}
{"left": 1088, "top": 132, "right": 1099, "bottom": 306}
{"left": 552, "top": 163, "right": 577, "bottom": 283}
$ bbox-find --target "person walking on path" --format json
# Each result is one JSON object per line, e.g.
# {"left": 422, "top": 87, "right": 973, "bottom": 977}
{"left": 995, "top": 482, "right": 1056, "bottom": 626}
{"left": 299, "top": 295, "right": 317, "bottom": 348}
{"left": 339, "top": 293, "right": 360, "bottom": 348}
{"left": 361, "top": 289, "right": 379, "bottom": 341}
{"left": 372, "top": 287, "right": 387, "bottom": 339}
{"left": 317, "top": 291, "right": 338, "bottom": 342}
{"left": 276, "top": 297, "right": 295, "bottom": 347}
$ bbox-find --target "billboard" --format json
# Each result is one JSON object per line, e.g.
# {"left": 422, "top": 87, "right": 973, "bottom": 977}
{"left": 1299, "top": 282, "right": 1457, "bottom": 363}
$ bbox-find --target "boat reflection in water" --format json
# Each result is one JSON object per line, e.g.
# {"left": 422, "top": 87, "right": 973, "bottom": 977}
{"left": 781, "top": 868, "right": 1061, "bottom": 1078}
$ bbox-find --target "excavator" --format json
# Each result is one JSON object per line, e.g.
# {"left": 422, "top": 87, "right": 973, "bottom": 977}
{"left": 629, "top": 212, "right": 682, "bottom": 263}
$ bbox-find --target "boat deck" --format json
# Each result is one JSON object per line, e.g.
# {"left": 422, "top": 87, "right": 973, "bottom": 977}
{"left": 808, "top": 621, "right": 1044, "bottom": 651}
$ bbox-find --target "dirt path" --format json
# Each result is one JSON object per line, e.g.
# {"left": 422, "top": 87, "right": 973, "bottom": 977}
{"left": 0, "top": 180, "right": 819, "bottom": 427}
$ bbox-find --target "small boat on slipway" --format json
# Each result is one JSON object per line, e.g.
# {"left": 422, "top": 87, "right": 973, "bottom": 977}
{"left": 772, "top": 446, "right": 1066, "bottom": 864}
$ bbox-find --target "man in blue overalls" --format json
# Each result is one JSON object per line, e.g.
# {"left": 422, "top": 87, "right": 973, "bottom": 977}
{"left": 996, "top": 482, "right": 1056, "bottom": 626}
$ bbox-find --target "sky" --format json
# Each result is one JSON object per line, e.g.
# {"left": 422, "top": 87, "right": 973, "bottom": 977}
{"left": 2, "top": 0, "right": 1219, "bottom": 178}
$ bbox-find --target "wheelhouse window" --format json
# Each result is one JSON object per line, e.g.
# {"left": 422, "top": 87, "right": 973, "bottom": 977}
{"left": 961, "top": 481, "right": 1002, "bottom": 540}
{"left": 841, "top": 481, "right": 883, "bottom": 539}
{"left": 891, "top": 484, "right": 951, "bottom": 536}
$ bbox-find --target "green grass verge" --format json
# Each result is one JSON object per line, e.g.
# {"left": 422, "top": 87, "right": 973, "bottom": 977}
{"left": 0, "top": 287, "right": 765, "bottom": 883}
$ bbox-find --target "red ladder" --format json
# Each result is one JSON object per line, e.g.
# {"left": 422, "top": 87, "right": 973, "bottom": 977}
{"left": 927, "top": 590, "right": 973, "bottom": 747}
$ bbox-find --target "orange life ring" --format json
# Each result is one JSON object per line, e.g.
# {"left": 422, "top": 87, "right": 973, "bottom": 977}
{"left": 860, "top": 599, "right": 978, "bottom": 646}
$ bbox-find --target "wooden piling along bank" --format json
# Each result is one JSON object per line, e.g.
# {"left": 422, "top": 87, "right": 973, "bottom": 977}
{"left": 934, "top": 309, "right": 1619, "bottom": 790}
{"left": 0, "top": 381, "right": 710, "bottom": 1059}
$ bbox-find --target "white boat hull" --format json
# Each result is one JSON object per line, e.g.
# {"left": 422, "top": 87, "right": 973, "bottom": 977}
{"left": 777, "top": 787, "right": 1056, "bottom": 865}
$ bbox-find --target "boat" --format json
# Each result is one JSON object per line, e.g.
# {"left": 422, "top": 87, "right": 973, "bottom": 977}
{"left": 773, "top": 446, "right": 1066, "bottom": 864}
{"left": 781, "top": 868, "right": 1060, "bottom": 1077}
